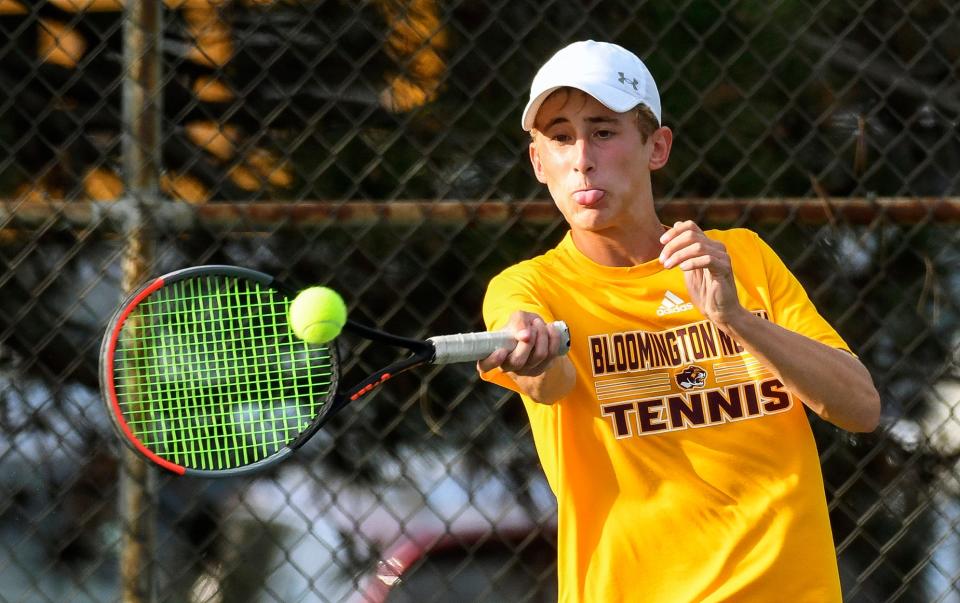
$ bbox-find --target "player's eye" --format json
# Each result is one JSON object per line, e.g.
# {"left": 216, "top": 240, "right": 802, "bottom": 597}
{"left": 595, "top": 129, "right": 614, "bottom": 139}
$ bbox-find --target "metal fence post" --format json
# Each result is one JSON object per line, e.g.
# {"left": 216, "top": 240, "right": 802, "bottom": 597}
{"left": 119, "top": 1, "right": 163, "bottom": 602}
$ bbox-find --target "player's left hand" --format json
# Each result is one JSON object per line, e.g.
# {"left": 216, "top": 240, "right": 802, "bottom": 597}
{"left": 659, "top": 221, "right": 744, "bottom": 329}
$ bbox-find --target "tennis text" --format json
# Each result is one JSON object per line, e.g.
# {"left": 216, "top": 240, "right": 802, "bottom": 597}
{"left": 599, "top": 377, "right": 793, "bottom": 438}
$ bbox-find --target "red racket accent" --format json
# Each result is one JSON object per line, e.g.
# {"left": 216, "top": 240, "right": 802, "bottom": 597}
{"left": 104, "top": 276, "right": 186, "bottom": 476}
{"left": 350, "top": 373, "right": 392, "bottom": 401}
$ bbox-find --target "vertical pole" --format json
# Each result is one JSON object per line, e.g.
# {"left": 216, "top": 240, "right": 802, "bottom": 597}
{"left": 124, "top": 0, "right": 162, "bottom": 197}
{"left": 120, "top": 2, "right": 162, "bottom": 602}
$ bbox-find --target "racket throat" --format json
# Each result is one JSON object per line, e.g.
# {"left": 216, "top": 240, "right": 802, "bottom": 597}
{"left": 331, "top": 353, "right": 427, "bottom": 414}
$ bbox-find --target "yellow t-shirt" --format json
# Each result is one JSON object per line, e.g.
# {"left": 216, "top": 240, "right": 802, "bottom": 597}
{"left": 481, "top": 228, "right": 846, "bottom": 603}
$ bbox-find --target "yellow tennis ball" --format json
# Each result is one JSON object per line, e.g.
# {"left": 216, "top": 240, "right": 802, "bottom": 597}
{"left": 288, "top": 286, "right": 347, "bottom": 344}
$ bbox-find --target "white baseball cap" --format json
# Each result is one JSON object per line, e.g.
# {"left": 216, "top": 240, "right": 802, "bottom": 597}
{"left": 521, "top": 40, "right": 661, "bottom": 132}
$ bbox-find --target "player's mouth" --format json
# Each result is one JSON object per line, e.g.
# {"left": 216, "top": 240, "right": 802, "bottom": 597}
{"left": 572, "top": 188, "right": 605, "bottom": 207}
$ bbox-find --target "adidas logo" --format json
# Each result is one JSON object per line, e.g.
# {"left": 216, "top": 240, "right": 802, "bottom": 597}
{"left": 656, "top": 291, "right": 694, "bottom": 316}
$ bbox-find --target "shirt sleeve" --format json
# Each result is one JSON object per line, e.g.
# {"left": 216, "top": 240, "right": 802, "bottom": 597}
{"left": 753, "top": 232, "right": 852, "bottom": 354}
{"left": 478, "top": 267, "right": 554, "bottom": 392}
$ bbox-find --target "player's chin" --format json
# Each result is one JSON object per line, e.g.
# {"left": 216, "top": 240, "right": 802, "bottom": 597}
{"left": 569, "top": 211, "right": 610, "bottom": 231}
{"left": 556, "top": 201, "right": 613, "bottom": 232}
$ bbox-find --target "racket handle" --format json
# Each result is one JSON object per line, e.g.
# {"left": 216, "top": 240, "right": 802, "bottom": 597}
{"left": 428, "top": 320, "right": 570, "bottom": 365}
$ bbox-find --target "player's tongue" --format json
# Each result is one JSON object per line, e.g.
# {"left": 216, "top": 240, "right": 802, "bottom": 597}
{"left": 573, "top": 189, "right": 604, "bottom": 206}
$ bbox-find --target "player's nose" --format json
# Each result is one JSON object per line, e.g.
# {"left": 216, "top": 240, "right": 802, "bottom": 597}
{"left": 572, "top": 138, "right": 595, "bottom": 174}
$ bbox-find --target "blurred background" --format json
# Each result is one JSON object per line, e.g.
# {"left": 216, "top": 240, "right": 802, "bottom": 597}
{"left": 0, "top": 1, "right": 958, "bottom": 602}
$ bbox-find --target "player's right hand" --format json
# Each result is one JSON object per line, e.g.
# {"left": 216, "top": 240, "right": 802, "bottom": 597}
{"left": 478, "top": 310, "right": 562, "bottom": 377}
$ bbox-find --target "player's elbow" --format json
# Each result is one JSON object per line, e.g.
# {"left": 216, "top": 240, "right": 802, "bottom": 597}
{"left": 830, "top": 388, "right": 881, "bottom": 433}
{"left": 834, "top": 356, "right": 882, "bottom": 433}
{"left": 855, "top": 388, "right": 882, "bottom": 432}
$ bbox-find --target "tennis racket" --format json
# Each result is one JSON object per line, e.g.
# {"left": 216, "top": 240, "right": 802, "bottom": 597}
{"left": 100, "top": 265, "right": 569, "bottom": 477}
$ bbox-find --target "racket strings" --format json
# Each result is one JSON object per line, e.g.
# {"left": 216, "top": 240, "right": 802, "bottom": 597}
{"left": 112, "top": 276, "right": 335, "bottom": 471}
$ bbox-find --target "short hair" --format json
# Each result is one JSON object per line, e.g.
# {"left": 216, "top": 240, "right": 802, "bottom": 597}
{"left": 634, "top": 103, "right": 660, "bottom": 142}
{"left": 530, "top": 88, "right": 661, "bottom": 142}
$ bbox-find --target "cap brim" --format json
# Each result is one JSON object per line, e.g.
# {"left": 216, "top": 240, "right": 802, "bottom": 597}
{"left": 521, "top": 82, "right": 641, "bottom": 131}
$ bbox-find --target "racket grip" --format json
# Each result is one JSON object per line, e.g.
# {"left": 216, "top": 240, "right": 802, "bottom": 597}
{"left": 428, "top": 320, "right": 570, "bottom": 365}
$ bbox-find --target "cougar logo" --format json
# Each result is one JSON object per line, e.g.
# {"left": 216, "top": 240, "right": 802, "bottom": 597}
{"left": 676, "top": 365, "right": 707, "bottom": 390}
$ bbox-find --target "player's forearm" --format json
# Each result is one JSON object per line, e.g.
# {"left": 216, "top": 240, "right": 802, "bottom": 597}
{"left": 719, "top": 309, "right": 881, "bottom": 432}
{"left": 512, "top": 355, "right": 576, "bottom": 404}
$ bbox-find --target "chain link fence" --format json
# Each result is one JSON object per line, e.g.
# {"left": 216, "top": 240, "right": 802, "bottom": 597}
{"left": 1, "top": 1, "right": 959, "bottom": 601}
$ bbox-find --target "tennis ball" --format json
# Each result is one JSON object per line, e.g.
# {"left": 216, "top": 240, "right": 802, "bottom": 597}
{"left": 288, "top": 286, "right": 347, "bottom": 344}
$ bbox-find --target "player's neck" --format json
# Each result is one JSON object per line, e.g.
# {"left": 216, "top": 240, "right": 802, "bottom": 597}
{"left": 570, "top": 220, "right": 667, "bottom": 267}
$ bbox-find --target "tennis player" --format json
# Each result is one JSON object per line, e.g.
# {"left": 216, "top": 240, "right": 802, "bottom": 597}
{"left": 478, "top": 40, "right": 881, "bottom": 602}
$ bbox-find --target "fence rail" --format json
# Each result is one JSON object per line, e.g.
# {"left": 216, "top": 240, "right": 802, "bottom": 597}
{"left": 3, "top": 197, "right": 960, "bottom": 233}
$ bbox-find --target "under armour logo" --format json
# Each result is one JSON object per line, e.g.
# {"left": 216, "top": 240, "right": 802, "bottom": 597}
{"left": 618, "top": 72, "right": 639, "bottom": 91}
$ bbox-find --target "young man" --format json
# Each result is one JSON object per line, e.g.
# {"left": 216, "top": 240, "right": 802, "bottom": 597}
{"left": 478, "top": 40, "right": 881, "bottom": 602}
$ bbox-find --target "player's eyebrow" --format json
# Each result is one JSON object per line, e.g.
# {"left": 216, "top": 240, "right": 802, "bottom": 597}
{"left": 540, "top": 115, "right": 619, "bottom": 131}
{"left": 541, "top": 116, "right": 569, "bottom": 131}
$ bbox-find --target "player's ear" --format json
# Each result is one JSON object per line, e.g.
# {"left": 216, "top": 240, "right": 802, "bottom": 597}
{"left": 648, "top": 126, "right": 673, "bottom": 172}
{"left": 529, "top": 136, "right": 548, "bottom": 184}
